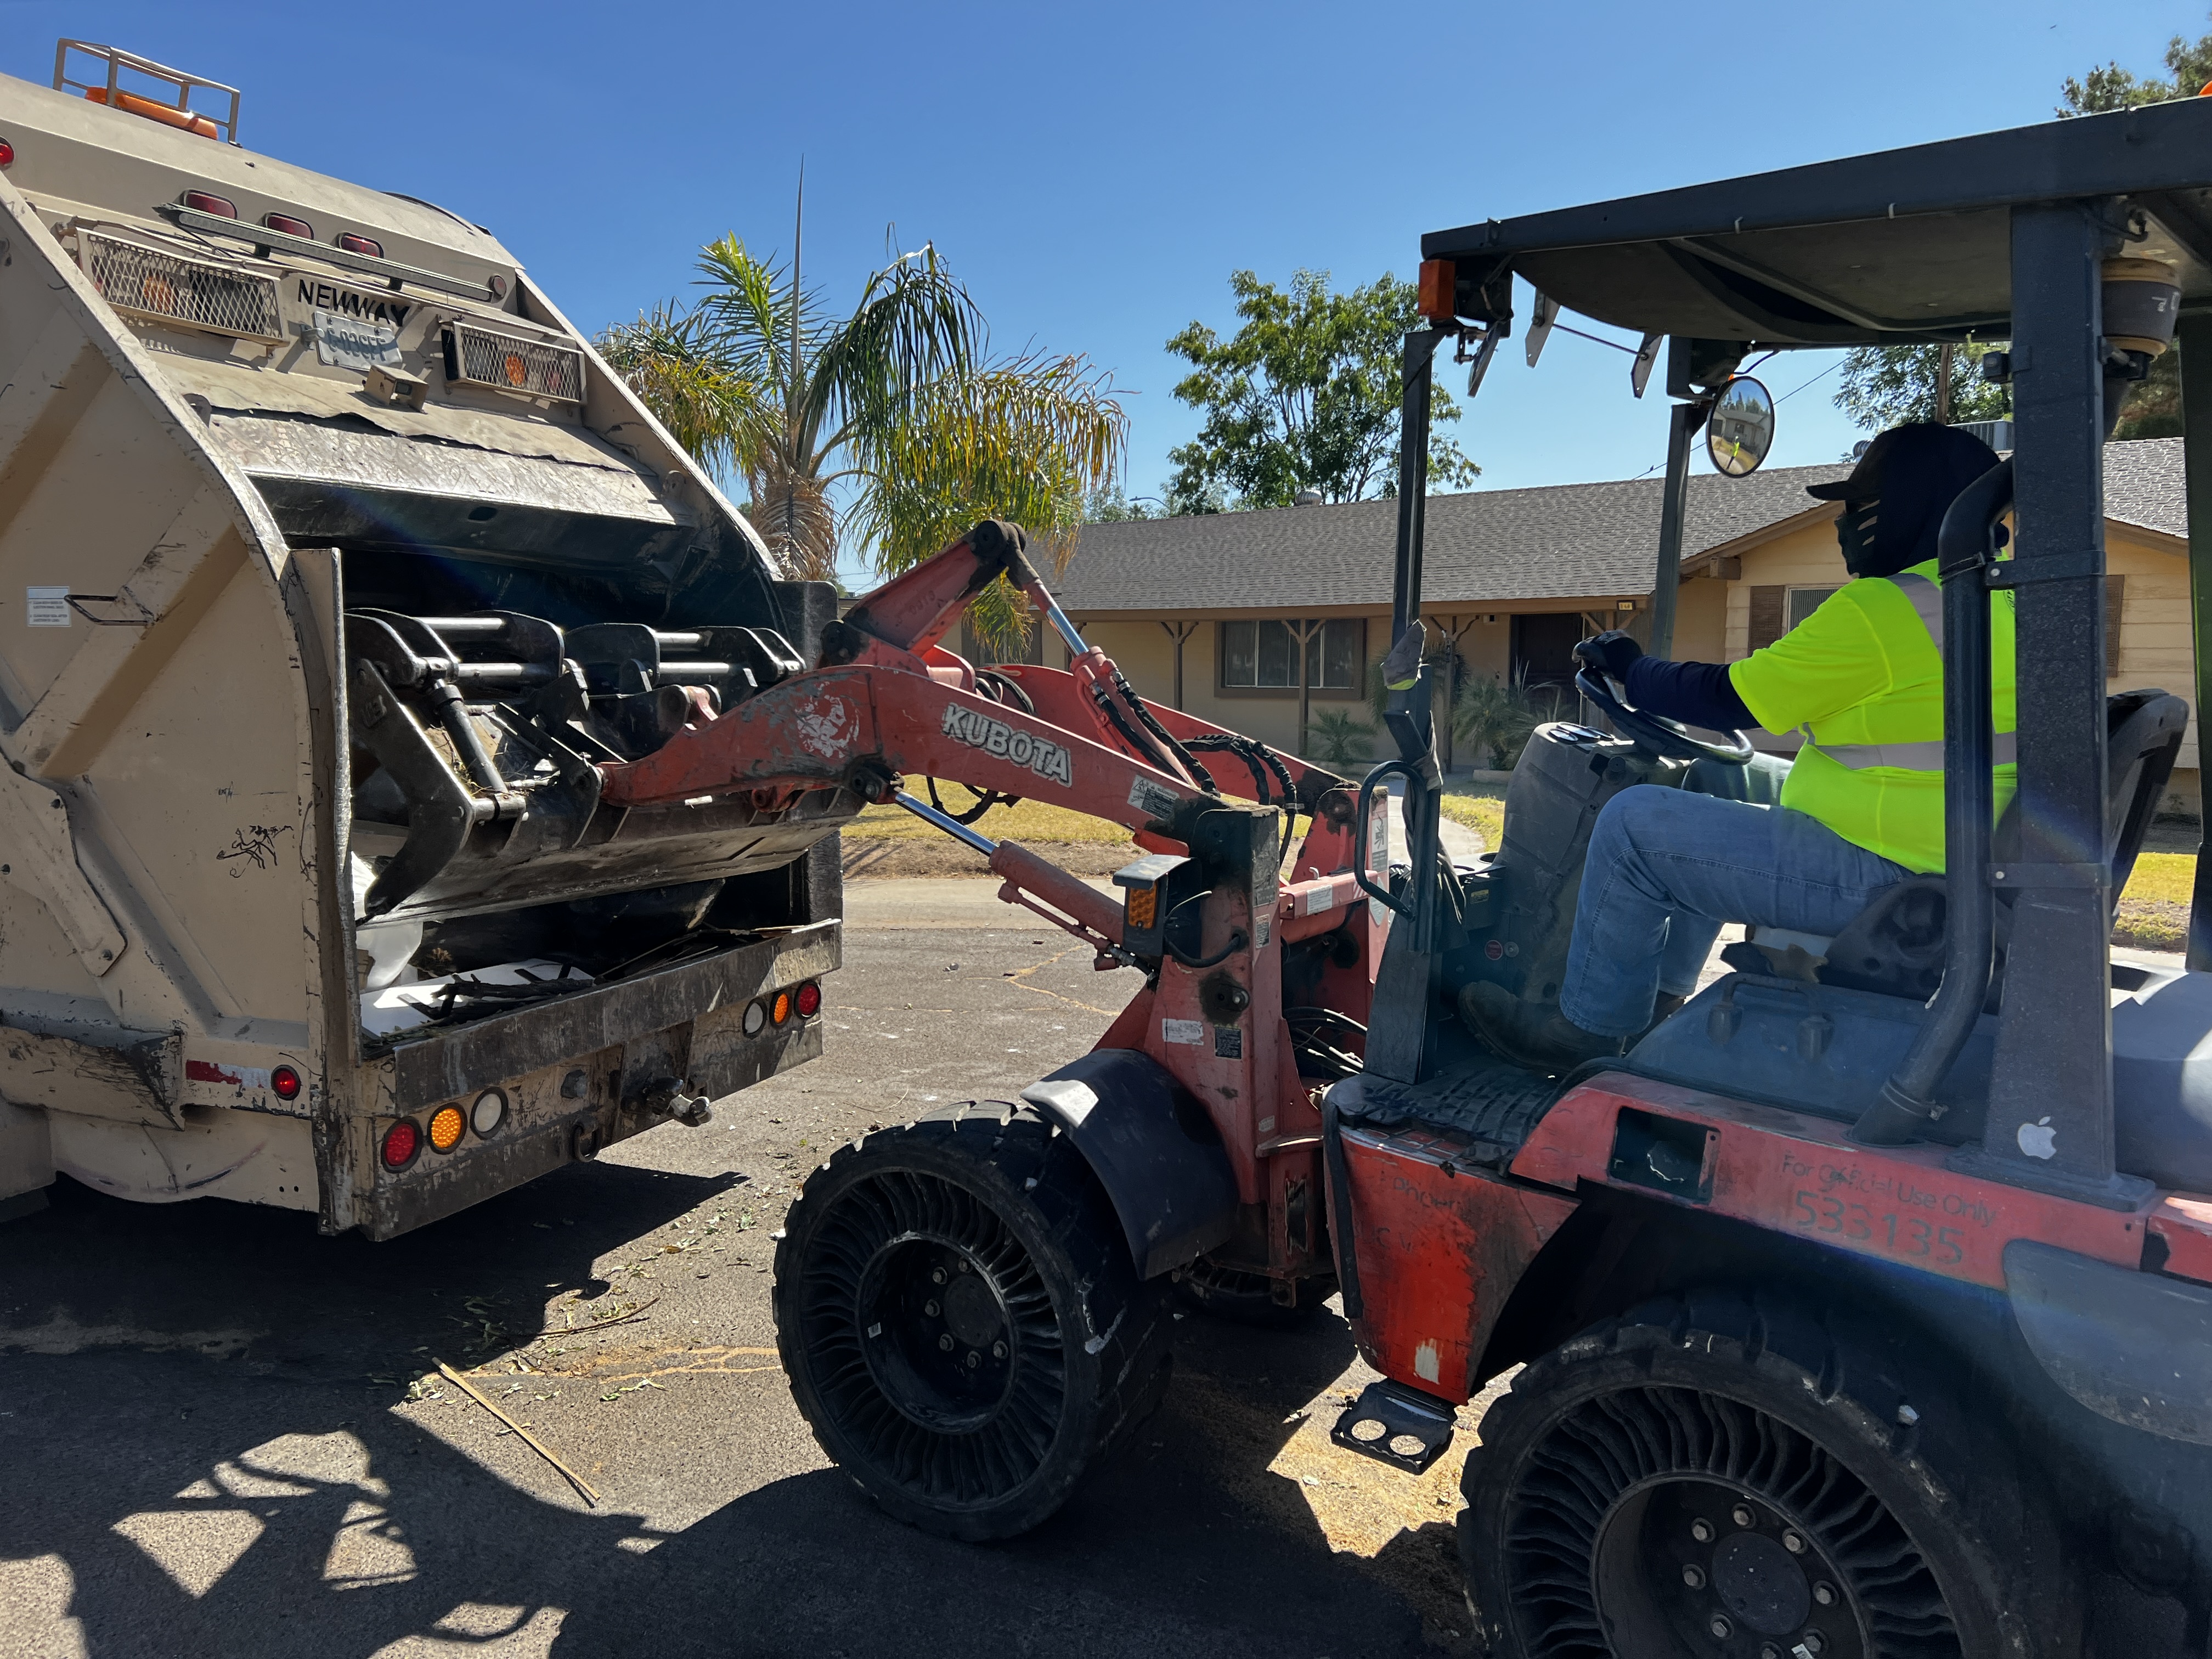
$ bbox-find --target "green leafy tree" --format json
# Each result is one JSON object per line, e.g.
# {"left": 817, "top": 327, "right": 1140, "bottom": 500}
{"left": 1165, "top": 269, "right": 1479, "bottom": 512}
{"left": 1835, "top": 342, "right": 2011, "bottom": 432}
{"left": 2055, "top": 19, "right": 2212, "bottom": 439}
{"left": 1083, "top": 483, "right": 1156, "bottom": 523}
{"left": 598, "top": 203, "right": 1124, "bottom": 640}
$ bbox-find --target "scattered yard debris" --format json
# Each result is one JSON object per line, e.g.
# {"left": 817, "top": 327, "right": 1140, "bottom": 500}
{"left": 437, "top": 1359, "right": 600, "bottom": 1507}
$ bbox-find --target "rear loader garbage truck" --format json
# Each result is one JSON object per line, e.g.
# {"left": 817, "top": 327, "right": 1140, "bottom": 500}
{"left": 0, "top": 42, "right": 853, "bottom": 1238}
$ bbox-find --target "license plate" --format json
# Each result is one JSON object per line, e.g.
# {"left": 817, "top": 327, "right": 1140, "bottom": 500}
{"left": 310, "top": 306, "right": 403, "bottom": 373}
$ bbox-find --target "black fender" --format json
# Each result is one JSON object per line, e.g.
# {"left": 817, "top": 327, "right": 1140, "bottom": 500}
{"left": 1019, "top": 1048, "right": 1238, "bottom": 1280}
{"left": 2006, "top": 1240, "right": 2212, "bottom": 1444}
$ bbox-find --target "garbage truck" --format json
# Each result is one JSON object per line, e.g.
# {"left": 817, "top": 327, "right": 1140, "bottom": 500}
{"left": 0, "top": 42, "right": 852, "bottom": 1238}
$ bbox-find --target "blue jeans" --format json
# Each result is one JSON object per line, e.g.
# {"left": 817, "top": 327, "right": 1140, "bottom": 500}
{"left": 1559, "top": 766, "right": 1912, "bottom": 1037}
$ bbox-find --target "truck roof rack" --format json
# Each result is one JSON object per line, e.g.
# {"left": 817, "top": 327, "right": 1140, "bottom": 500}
{"left": 54, "top": 39, "right": 240, "bottom": 146}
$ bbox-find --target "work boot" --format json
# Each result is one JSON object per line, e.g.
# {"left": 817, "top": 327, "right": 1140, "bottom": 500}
{"left": 1457, "top": 980, "right": 1626, "bottom": 1074}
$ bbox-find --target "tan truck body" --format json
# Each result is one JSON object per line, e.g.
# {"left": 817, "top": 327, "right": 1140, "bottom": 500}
{"left": 0, "top": 55, "right": 852, "bottom": 1237}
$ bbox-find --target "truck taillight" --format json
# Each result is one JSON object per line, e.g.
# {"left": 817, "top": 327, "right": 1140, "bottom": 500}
{"left": 271, "top": 1064, "right": 301, "bottom": 1099}
{"left": 795, "top": 981, "right": 821, "bottom": 1018}
{"left": 181, "top": 189, "right": 235, "bottom": 218}
{"left": 336, "top": 232, "right": 383, "bottom": 257}
{"left": 263, "top": 212, "right": 311, "bottom": 238}
{"left": 428, "top": 1104, "right": 465, "bottom": 1153}
{"left": 0, "top": 140, "right": 13, "bottom": 168}
{"left": 381, "top": 1119, "right": 421, "bottom": 1170}
{"left": 771, "top": 990, "right": 793, "bottom": 1026}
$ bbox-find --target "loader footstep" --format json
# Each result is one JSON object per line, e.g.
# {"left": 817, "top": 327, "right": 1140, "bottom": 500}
{"left": 1330, "top": 1379, "right": 1456, "bottom": 1474}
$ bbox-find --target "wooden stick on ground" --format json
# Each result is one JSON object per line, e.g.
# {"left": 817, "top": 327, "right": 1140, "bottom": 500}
{"left": 437, "top": 1359, "right": 601, "bottom": 1507}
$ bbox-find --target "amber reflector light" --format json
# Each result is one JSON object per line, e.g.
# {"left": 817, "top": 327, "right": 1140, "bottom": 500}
{"left": 428, "top": 1104, "right": 466, "bottom": 1153}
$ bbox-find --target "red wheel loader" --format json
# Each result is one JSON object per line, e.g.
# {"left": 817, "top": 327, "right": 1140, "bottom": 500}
{"left": 756, "top": 104, "right": 2212, "bottom": 1658}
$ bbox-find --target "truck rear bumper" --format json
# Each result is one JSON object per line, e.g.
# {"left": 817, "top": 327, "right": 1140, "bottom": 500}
{"left": 348, "top": 921, "right": 839, "bottom": 1239}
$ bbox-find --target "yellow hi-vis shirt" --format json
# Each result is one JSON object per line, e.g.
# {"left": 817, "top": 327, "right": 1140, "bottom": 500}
{"left": 1726, "top": 558, "right": 2017, "bottom": 874}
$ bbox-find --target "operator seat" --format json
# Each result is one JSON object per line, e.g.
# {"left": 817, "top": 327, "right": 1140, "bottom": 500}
{"left": 1745, "top": 690, "right": 2191, "bottom": 1002}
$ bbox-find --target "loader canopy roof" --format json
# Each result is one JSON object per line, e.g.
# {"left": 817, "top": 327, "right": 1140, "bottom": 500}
{"left": 1423, "top": 98, "right": 2212, "bottom": 347}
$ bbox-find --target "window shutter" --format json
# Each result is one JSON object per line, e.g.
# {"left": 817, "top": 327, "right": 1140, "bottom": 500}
{"left": 2105, "top": 574, "right": 2125, "bottom": 679}
{"left": 1748, "top": 585, "right": 1787, "bottom": 651}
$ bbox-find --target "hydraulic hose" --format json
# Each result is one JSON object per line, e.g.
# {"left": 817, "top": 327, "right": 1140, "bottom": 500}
{"left": 1851, "top": 458, "right": 2012, "bottom": 1147}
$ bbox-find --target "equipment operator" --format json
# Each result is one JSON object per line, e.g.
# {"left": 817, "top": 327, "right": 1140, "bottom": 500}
{"left": 1460, "top": 421, "right": 2016, "bottom": 1070}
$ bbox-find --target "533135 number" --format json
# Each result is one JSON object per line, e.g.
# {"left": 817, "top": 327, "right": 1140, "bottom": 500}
{"left": 1792, "top": 1190, "right": 1963, "bottom": 1265}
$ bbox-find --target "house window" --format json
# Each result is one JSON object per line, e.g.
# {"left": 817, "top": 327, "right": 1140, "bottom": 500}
{"left": 1787, "top": 586, "right": 1841, "bottom": 630}
{"left": 1220, "top": 618, "right": 1363, "bottom": 691}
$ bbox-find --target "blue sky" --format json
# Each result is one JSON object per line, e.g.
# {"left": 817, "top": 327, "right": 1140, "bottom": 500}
{"left": 2, "top": 2, "right": 2199, "bottom": 583}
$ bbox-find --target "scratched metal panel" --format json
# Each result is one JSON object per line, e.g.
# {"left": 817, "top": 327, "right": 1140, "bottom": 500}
{"left": 386, "top": 920, "right": 839, "bottom": 1109}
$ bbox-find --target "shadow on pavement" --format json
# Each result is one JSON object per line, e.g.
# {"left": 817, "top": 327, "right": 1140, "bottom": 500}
{"left": 2, "top": 1178, "right": 1465, "bottom": 1657}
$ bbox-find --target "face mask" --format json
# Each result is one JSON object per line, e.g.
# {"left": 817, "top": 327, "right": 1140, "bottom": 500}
{"left": 1836, "top": 500, "right": 1881, "bottom": 576}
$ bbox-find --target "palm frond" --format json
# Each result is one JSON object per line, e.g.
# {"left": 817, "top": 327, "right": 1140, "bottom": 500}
{"left": 595, "top": 303, "right": 769, "bottom": 481}
{"left": 806, "top": 238, "right": 984, "bottom": 456}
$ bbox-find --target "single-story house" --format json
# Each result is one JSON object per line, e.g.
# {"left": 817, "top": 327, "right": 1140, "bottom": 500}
{"left": 1045, "top": 437, "right": 2200, "bottom": 811}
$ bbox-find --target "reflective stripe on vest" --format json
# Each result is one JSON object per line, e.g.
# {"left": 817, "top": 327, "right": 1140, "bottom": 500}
{"left": 1802, "top": 570, "right": 2015, "bottom": 775}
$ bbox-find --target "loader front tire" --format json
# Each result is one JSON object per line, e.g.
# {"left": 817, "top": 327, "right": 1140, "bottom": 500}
{"left": 774, "top": 1102, "right": 1170, "bottom": 1541}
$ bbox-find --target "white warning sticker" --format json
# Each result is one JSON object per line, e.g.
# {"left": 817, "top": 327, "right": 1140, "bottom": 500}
{"left": 1300, "top": 883, "right": 1337, "bottom": 916}
{"left": 1128, "top": 776, "right": 1180, "bottom": 820}
{"left": 25, "top": 586, "right": 69, "bottom": 627}
{"left": 1162, "top": 1018, "right": 1205, "bottom": 1046}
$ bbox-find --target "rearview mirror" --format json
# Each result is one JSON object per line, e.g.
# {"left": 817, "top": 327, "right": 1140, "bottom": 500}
{"left": 1705, "top": 375, "right": 1775, "bottom": 477}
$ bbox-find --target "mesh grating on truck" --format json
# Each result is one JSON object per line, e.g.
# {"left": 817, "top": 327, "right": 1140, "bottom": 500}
{"left": 443, "top": 320, "right": 585, "bottom": 403}
{"left": 77, "top": 229, "right": 282, "bottom": 340}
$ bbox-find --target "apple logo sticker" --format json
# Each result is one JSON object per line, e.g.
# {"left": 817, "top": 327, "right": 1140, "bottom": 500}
{"left": 2017, "top": 1116, "right": 2058, "bottom": 1160}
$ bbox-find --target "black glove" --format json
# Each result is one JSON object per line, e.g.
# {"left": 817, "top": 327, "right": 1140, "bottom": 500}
{"left": 1575, "top": 629, "right": 1643, "bottom": 682}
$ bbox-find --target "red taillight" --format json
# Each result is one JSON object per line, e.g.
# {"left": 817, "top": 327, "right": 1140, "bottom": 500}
{"left": 381, "top": 1119, "right": 420, "bottom": 1170}
{"left": 795, "top": 981, "right": 821, "bottom": 1018}
{"left": 336, "top": 233, "right": 383, "bottom": 257}
{"left": 0, "top": 141, "right": 14, "bottom": 168}
{"left": 271, "top": 1065, "right": 301, "bottom": 1101}
{"left": 488, "top": 274, "right": 510, "bottom": 299}
{"left": 263, "top": 213, "right": 312, "bottom": 238}
{"left": 182, "top": 190, "right": 236, "bottom": 218}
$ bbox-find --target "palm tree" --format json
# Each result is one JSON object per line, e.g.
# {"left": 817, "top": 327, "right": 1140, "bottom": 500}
{"left": 599, "top": 190, "right": 1124, "bottom": 640}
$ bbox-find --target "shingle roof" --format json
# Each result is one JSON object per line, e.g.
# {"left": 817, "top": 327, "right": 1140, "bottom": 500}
{"left": 1055, "top": 437, "right": 2187, "bottom": 614}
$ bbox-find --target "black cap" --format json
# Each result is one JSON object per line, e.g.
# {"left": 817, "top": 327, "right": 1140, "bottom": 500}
{"left": 1805, "top": 421, "right": 1997, "bottom": 504}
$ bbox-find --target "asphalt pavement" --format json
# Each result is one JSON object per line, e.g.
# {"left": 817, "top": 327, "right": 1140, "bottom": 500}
{"left": 0, "top": 888, "right": 1487, "bottom": 1659}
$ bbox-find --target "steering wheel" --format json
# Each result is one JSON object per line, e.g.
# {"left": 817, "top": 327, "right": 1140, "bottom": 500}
{"left": 1572, "top": 666, "right": 1754, "bottom": 765}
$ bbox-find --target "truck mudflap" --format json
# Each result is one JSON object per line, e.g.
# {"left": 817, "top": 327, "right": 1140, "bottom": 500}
{"left": 1019, "top": 1048, "right": 1238, "bottom": 1280}
{"left": 2006, "top": 1239, "right": 2212, "bottom": 1444}
{"left": 352, "top": 921, "right": 837, "bottom": 1239}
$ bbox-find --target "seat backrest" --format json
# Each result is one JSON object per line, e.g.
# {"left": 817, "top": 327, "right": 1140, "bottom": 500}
{"left": 1814, "top": 690, "right": 2188, "bottom": 1001}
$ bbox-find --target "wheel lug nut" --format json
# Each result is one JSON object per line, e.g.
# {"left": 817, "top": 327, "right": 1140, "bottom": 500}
{"left": 991, "top": 1340, "right": 1007, "bottom": 1358}
{"left": 1731, "top": 1503, "right": 1755, "bottom": 1529}
{"left": 1801, "top": 1635, "right": 1826, "bottom": 1655}
{"left": 1690, "top": 1518, "right": 1716, "bottom": 1543}
{"left": 1782, "top": 1530, "right": 1807, "bottom": 1554}
{"left": 965, "top": 1350, "right": 981, "bottom": 1368}
{"left": 931, "top": 1268, "right": 947, "bottom": 1285}
{"left": 1760, "top": 1646, "right": 1781, "bottom": 1659}
{"left": 938, "top": 1334, "right": 954, "bottom": 1351}
{"left": 956, "top": 1259, "right": 970, "bottom": 1273}
{"left": 1681, "top": 1564, "right": 1706, "bottom": 1589}
{"left": 1709, "top": 1614, "right": 1733, "bottom": 1639}
{"left": 1813, "top": 1582, "right": 1837, "bottom": 1607}
{"left": 924, "top": 1300, "right": 940, "bottom": 1317}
